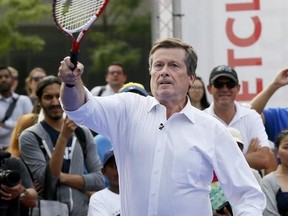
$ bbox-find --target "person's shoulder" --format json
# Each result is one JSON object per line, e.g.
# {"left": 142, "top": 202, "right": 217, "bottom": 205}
{"left": 261, "top": 171, "right": 279, "bottom": 190}
{"left": 262, "top": 171, "right": 276, "bottom": 182}
{"left": 17, "top": 94, "right": 33, "bottom": 105}
{"left": 195, "top": 107, "right": 227, "bottom": 128}
{"left": 264, "top": 107, "right": 288, "bottom": 114}
{"left": 90, "top": 188, "right": 109, "bottom": 199}
{"left": 20, "top": 123, "right": 43, "bottom": 139}
{"left": 76, "top": 125, "right": 94, "bottom": 141}
{"left": 91, "top": 85, "right": 102, "bottom": 91}
{"left": 17, "top": 94, "right": 30, "bottom": 101}
{"left": 203, "top": 103, "right": 213, "bottom": 114}
{"left": 6, "top": 155, "right": 21, "bottom": 163}
{"left": 77, "top": 125, "right": 91, "bottom": 133}
{"left": 91, "top": 85, "right": 106, "bottom": 95}
{"left": 236, "top": 101, "right": 261, "bottom": 117}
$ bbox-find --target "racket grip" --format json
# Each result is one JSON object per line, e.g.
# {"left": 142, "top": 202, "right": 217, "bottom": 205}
{"left": 70, "top": 51, "right": 78, "bottom": 70}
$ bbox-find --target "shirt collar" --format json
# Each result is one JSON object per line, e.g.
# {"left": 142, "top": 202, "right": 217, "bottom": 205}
{"left": 205, "top": 101, "right": 251, "bottom": 126}
{"left": 0, "top": 92, "right": 19, "bottom": 101}
{"left": 147, "top": 96, "right": 196, "bottom": 123}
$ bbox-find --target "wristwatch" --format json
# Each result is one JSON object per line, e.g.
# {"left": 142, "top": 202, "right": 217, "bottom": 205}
{"left": 19, "top": 188, "right": 27, "bottom": 200}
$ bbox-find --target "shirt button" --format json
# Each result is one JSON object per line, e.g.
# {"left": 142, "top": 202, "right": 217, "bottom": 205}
{"left": 154, "top": 170, "right": 158, "bottom": 174}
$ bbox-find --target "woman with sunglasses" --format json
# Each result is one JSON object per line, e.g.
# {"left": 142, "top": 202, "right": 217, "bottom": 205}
{"left": 25, "top": 67, "right": 46, "bottom": 106}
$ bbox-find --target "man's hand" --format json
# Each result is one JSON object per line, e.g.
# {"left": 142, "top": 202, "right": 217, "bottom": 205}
{"left": 272, "top": 67, "right": 288, "bottom": 87}
{"left": 59, "top": 117, "right": 78, "bottom": 141}
{"left": 0, "top": 182, "right": 24, "bottom": 200}
{"left": 246, "top": 138, "right": 260, "bottom": 154}
{"left": 58, "top": 56, "right": 84, "bottom": 86}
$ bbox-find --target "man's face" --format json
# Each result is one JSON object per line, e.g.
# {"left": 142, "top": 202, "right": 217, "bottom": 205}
{"left": 105, "top": 65, "right": 127, "bottom": 89}
{"left": 150, "top": 48, "right": 194, "bottom": 103}
{"left": 207, "top": 76, "right": 240, "bottom": 108}
{"left": 39, "top": 83, "right": 63, "bottom": 121}
{"left": 0, "top": 69, "right": 12, "bottom": 93}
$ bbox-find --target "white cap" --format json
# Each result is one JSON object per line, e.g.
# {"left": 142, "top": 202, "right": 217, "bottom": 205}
{"left": 227, "top": 127, "right": 244, "bottom": 145}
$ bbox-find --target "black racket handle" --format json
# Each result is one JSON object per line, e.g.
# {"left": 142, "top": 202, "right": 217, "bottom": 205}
{"left": 70, "top": 51, "right": 78, "bottom": 70}
{"left": 65, "top": 51, "right": 79, "bottom": 88}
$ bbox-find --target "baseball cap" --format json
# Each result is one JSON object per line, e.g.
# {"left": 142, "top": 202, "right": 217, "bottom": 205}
{"left": 227, "top": 127, "right": 244, "bottom": 145}
{"left": 119, "top": 82, "right": 148, "bottom": 96}
{"left": 209, "top": 65, "right": 238, "bottom": 84}
{"left": 102, "top": 148, "right": 114, "bottom": 166}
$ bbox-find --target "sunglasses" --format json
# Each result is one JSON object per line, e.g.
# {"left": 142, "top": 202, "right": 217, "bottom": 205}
{"left": 213, "top": 81, "right": 237, "bottom": 89}
{"left": 32, "top": 76, "right": 44, "bottom": 81}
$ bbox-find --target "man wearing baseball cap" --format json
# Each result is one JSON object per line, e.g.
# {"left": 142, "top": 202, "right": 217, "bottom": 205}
{"left": 205, "top": 65, "right": 277, "bottom": 175}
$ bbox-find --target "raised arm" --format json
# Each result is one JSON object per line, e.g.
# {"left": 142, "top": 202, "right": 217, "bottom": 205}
{"left": 251, "top": 67, "right": 288, "bottom": 117}
{"left": 58, "top": 56, "right": 86, "bottom": 111}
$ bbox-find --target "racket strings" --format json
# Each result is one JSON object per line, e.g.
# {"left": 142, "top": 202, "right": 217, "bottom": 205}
{"left": 54, "top": 0, "right": 106, "bottom": 31}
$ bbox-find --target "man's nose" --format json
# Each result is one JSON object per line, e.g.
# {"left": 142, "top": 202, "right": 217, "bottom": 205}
{"left": 160, "top": 65, "right": 170, "bottom": 77}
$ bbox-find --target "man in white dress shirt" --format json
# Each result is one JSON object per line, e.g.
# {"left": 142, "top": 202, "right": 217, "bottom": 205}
{"left": 58, "top": 38, "right": 266, "bottom": 215}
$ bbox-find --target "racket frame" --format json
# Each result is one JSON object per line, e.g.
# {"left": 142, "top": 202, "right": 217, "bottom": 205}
{"left": 52, "top": 0, "right": 109, "bottom": 65}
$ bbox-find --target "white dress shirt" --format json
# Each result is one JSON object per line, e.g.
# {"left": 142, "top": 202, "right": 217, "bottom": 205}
{"left": 63, "top": 89, "right": 266, "bottom": 216}
{"left": 205, "top": 102, "right": 270, "bottom": 154}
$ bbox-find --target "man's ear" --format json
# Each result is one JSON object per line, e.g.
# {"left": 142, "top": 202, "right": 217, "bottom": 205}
{"left": 188, "top": 74, "right": 195, "bottom": 87}
{"left": 236, "top": 84, "right": 241, "bottom": 94}
{"left": 207, "top": 84, "right": 212, "bottom": 94}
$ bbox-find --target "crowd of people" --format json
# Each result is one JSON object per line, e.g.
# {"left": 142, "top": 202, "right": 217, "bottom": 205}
{"left": 0, "top": 37, "right": 288, "bottom": 216}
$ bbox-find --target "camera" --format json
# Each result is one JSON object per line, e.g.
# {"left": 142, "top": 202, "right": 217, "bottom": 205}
{"left": 0, "top": 151, "right": 20, "bottom": 187}
{"left": 0, "top": 169, "right": 21, "bottom": 187}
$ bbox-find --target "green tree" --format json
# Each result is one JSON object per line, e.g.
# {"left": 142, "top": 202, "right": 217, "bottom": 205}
{"left": 87, "top": 0, "right": 151, "bottom": 74}
{"left": 0, "top": 0, "right": 50, "bottom": 57}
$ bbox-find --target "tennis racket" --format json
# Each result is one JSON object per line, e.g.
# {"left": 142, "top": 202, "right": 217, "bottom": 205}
{"left": 52, "top": 0, "right": 109, "bottom": 68}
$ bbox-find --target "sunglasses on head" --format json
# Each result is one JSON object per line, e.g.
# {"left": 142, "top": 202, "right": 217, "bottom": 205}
{"left": 32, "top": 76, "right": 44, "bottom": 81}
{"left": 213, "top": 80, "right": 237, "bottom": 89}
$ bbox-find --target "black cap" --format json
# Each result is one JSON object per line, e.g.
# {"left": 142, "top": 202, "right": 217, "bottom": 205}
{"left": 209, "top": 65, "right": 238, "bottom": 84}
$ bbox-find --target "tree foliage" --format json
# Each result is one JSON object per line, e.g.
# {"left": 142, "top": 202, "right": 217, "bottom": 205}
{"left": 0, "top": 0, "right": 50, "bottom": 57}
{"left": 87, "top": 0, "right": 151, "bottom": 73}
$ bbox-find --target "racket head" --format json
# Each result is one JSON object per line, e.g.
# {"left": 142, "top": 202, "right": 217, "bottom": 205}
{"left": 52, "top": 0, "right": 109, "bottom": 35}
{"left": 52, "top": 0, "right": 108, "bottom": 66}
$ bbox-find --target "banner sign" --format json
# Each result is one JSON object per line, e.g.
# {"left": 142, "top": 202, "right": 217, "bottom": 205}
{"left": 181, "top": 0, "right": 288, "bottom": 106}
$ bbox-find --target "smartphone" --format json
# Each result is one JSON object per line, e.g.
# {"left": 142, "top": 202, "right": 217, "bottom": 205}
{"left": 216, "top": 201, "right": 233, "bottom": 215}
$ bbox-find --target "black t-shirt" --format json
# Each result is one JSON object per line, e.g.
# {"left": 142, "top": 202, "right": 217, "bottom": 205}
{"left": 40, "top": 121, "right": 72, "bottom": 173}
{"left": 0, "top": 156, "right": 33, "bottom": 216}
